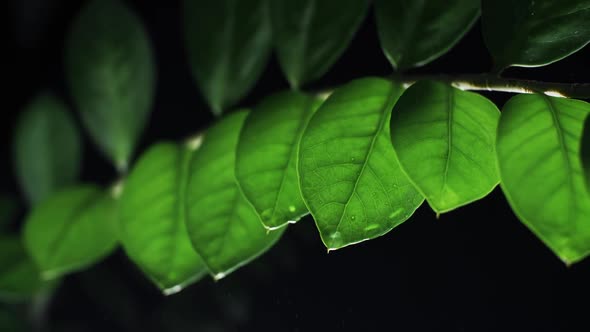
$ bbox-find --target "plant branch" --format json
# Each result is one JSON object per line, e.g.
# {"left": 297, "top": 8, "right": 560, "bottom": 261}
{"left": 392, "top": 73, "right": 590, "bottom": 99}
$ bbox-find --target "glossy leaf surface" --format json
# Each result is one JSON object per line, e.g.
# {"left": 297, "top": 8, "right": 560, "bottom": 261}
{"left": 375, "top": 0, "right": 480, "bottom": 70}
{"left": 66, "top": 0, "right": 155, "bottom": 170}
{"left": 482, "top": 0, "right": 590, "bottom": 69}
{"left": 184, "top": 0, "right": 272, "bottom": 115}
{"left": 298, "top": 78, "right": 424, "bottom": 250}
{"left": 497, "top": 94, "right": 590, "bottom": 264}
{"left": 13, "top": 94, "right": 81, "bottom": 205}
{"left": 236, "top": 92, "right": 320, "bottom": 229}
{"left": 390, "top": 81, "right": 500, "bottom": 213}
{"left": 24, "top": 185, "right": 119, "bottom": 278}
{"left": 119, "top": 143, "right": 208, "bottom": 294}
{"left": 271, "top": 0, "right": 368, "bottom": 87}
{"left": 0, "top": 236, "right": 49, "bottom": 301}
{"left": 186, "top": 111, "right": 284, "bottom": 279}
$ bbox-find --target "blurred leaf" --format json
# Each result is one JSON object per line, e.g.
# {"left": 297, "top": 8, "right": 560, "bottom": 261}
{"left": 375, "top": 0, "right": 480, "bottom": 70}
{"left": 298, "top": 77, "right": 424, "bottom": 250}
{"left": 13, "top": 94, "right": 81, "bottom": 205}
{"left": 482, "top": 0, "right": 590, "bottom": 69}
{"left": 390, "top": 81, "right": 500, "bottom": 213}
{"left": 119, "top": 142, "right": 208, "bottom": 294}
{"left": 0, "top": 235, "right": 55, "bottom": 301}
{"left": 271, "top": 0, "right": 368, "bottom": 87}
{"left": 186, "top": 111, "right": 284, "bottom": 279}
{"left": 497, "top": 94, "right": 590, "bottom": 264}
{"left": 66, "top": 0, "right": 155, "bottom": 171}
{"left": 183, "top": 0, "right": 272, "bottom": 115}
{"left": 0, "top": 196, "right": 18, "bottom": 231}
{"left": 236, "top": 92, "right": 321, "bottom": 229}
{"left": 24, "top": 185, "right": 119, "bottom": 279}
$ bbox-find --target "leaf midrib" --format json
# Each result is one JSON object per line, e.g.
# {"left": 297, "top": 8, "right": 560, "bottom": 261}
{"left": 441, "top": 85, "right": 454, "bottom": 199}
{"left": 169, "top": 147, "right": 199, "bottom": 282}
{"left": 543, "top": 96, "right": 574, "bottom": 228}
{"left": 269, "top": 100, "right": 312, "bottom": 225}
{"left": 332, "top": 88, "right": 397, "bottom": 238}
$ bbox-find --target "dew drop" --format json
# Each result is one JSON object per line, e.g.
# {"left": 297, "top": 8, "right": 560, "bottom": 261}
{"left": 260, "top": 209, "right": 273, "bottom": 221}
{"left": 351, "top": 157, "right": 356, "bottom": 162}
{"left": 288, "top": 205, "right": 296, "bottom": 213}
{"left": 350, "top": 215, "right": 356, "bottom": 220}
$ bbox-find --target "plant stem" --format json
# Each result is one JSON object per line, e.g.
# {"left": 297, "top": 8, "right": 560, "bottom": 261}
{"left": 392, "top": 73, "right": 590, "bottom": 99}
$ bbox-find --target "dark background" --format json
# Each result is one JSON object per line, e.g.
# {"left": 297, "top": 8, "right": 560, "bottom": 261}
{"left": 3, "top": 0, "right": 590, "bottom": 331}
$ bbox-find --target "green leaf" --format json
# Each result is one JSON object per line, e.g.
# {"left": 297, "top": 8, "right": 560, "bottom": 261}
{"left": 119, "top": 142, "right": 208, "bottom": 294}
{"left": 0, "top": 196, "right": 18, "bottom": 231}
{"left": 183, "top": 0, "right": 272, "bottom": 115}
{"left": 23, "top": 185, "right": 119, "bottom": 279}
{"left": 66, "top": 0, "right": 155, "bottom": 171}
{"left": 298, "top": 77, "right": 424, "bottom": 250}
{"left": 482, "top": 0, "right": 590, "bottom": 69}
{"left": 582, "top": 115, "right": 590, "bottom": 193}
{"left": 375, "top": 0, "right": 480, "bottom": 71}
{"left": 13, "top": 94, "right": 81, "bottom": 205}
{"left": 0, "top": 235, "right": 53, "bottom": 301}
{"left": 496, "top": 94, "right": 590, "bottom": 264}
{"left": 271, "top": 0, "right": 368, "bottom": 87}
{"left": 236, "top": 92, "right": 321, "bottom": 230}
{"left": 186, "top": 111, "right": 284, "bottom": 279}
{"left": 390, "top": 81, "right": 500, "bottom": 213}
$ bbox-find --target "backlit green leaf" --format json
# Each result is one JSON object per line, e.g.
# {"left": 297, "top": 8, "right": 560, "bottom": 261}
{"left": 298, "top": 77, "right": 424, "bottom": 250}
{"left": 119, "top": 142, "right": 208, "bottom": 294}
{"left": 390, "top": 81, "right": 500, "bottom": 213}
{"left": 0, "top": 235, "right": 52, "bottom": 301}
{"left": 13, "top": 94, "right": 81, "bottom": 205}
{"left": 236, "top": 92, "right": 321, "bottom": 230}
{"left": 497, "top": 94, "right": 590, "bottom": 264}
{"left": 375, "top": 0, "right": 480, "bottom": 70}
{"left": 184, "top": 0, "right": 272, "bottom": 115}
{"left": 482, "top": 0, "right": 590, "bottom": 69}
{"left": 24, "top": 185, "right": 119, "bottom": 279}
{"left": 582, "top": 115, "right": 590, "bottom": 193}
{"left": 271, "top": 0, "right": 368, "bottom": 87}
{"left": 186, "top": 111, "right": 284, "bottom": 279}
{"left": 66, "top": 0, "right": 155, "bottom": 171}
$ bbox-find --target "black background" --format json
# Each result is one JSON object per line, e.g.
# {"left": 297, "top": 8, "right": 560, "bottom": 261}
{"left": 4, "top": 0, "right": 590, "bottom": 331}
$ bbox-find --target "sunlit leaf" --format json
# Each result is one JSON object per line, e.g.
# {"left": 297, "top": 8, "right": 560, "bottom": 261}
{"left": 271, "top": 0, "right": 368, "bottom": 87}
{"left": 390, "top": 81, "right": 500, "bottom": 213}
{"left": 236, "top": 92, "right": 321, "bottom": 230}
{"left": 24, "top": 185, "right": 119, "bottom": 279}
{"left": 582, "top": 115, "right": 590, "bottom": 193}
{"left": 66, "top": 0, "right": 155, "bottom": 171}
{"left": 0, "top": 235, "right": 54, "bottom": 301}
{"left": 13, "top": 94, "right": 81, "bottom": 205}
{"left": 183, "top": 0, "right": 272, "bottom": 115}
{"left": 497, "top": 94, "right": 590, "bottom": 264}
{"left": 298, "top": 77, "right": 424, "bottom": 250}
{"left": 375, "top": 0, "right": 480, "bottom": 70}
{"left": 482, "top": 0, "right": 590, "bottom": 69}
{"left": 185, "top": 111, "right": 284, "bottom": 279}
{"left": 119, "top": 142, "right": 208, "bottom": 294}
